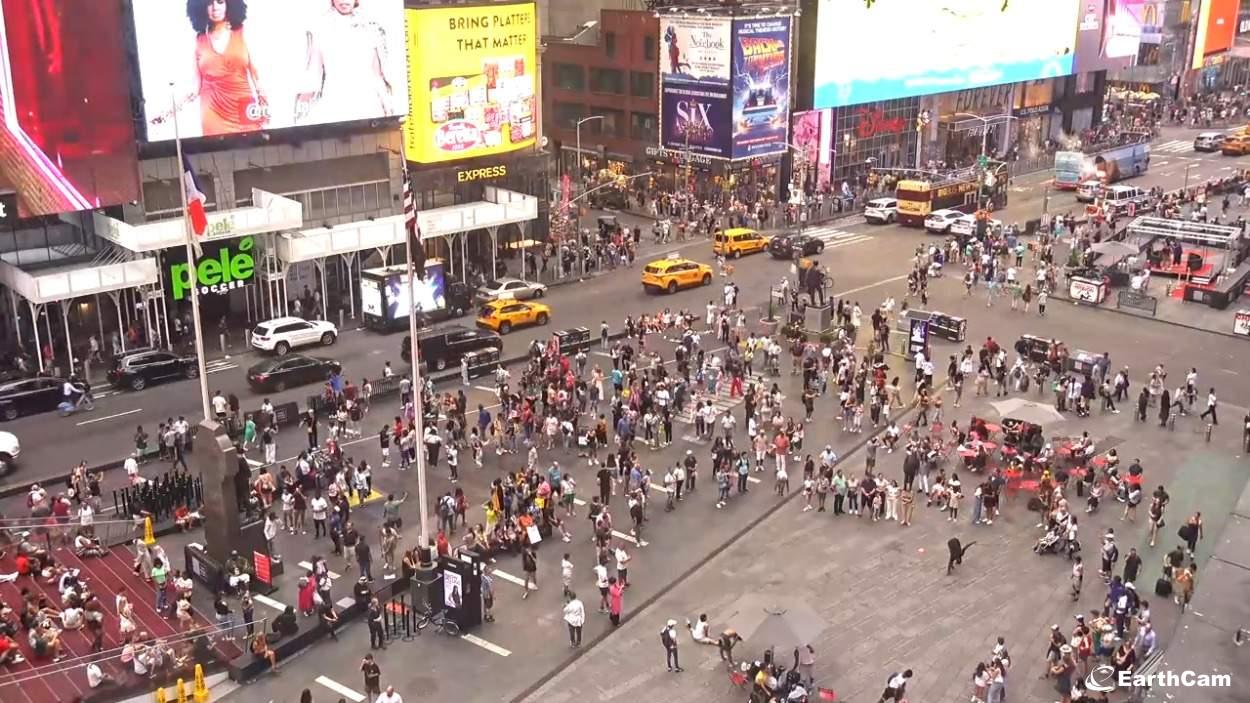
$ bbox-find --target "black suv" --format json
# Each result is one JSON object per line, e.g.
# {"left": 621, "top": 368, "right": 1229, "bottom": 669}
{"left": 402, "top": 325, "right": 503, "bottom": 371}
{"left": 107, "top": 348, "right": 200, "bottom": 391}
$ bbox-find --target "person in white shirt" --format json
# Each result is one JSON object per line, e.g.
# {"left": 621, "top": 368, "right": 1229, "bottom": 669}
{"left": 211, "top": 391, "right": 229, "bottom": 421}
{"left": 563, "top": 593, "right": 586, "bottom": 646}
{"left": 686, "top": 613, "right": 717, "bottom": 644}
{"left": 376, "top": 686, "right": 403, "bottom": 703}
{"left": 86, "top": 662, "right": 114, "bottom": 688}
{"left": 124, "top": 453, "right": 141, "bottom": 485}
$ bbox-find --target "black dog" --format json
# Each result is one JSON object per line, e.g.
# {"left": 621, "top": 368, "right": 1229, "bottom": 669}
{"left": 947, "top": 538, "right": 977, "bottom": 574}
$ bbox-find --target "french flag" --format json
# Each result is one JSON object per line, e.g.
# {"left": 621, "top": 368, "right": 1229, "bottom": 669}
{"left": 182, "top": 155, "right": 208, "bottom": 238}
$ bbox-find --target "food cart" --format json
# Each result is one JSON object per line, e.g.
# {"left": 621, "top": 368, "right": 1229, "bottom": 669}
{"left": 1068, "top": 274, "right": 1109, "bottom": 304}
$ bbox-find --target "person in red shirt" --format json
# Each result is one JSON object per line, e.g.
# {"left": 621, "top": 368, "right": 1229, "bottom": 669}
{"left": 0, "top": 632, "right": 23, "bottom": 665}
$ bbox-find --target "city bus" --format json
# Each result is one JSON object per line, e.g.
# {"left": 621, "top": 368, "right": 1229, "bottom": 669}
{"left": 1053, "top": 134, "right": 1151, "bottom": 189}
{"left": 894, "top": 164, "right": 1008, "bottom": 227}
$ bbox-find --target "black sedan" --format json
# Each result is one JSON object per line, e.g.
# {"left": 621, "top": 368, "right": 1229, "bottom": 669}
{"left": 0, "top": 377, "right": 71, "bottom": 421}
{"left": 246, "top": 355, "right": 341, "bottom": 393}
{"left": 767, "top": 232, "right": 825, "bottom": 259}
{"left": 107, "top": 349, "right": 200, "bottom": 391}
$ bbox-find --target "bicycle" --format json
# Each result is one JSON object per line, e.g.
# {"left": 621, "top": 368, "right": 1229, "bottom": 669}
{"left": 416, "top": 608, "right": 461, "bottom": 637}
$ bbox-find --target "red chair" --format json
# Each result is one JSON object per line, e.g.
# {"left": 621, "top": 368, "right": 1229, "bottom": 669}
{"left": 728, "top": 669, "right": 750, "bottom": 691}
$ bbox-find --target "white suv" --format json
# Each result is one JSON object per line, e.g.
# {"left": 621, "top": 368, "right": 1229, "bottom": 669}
{"left": 863, "top": 198, "right": 898, "bottom": 224}
{"left": 251, "top": 317, "right": 338, "bottom": 355}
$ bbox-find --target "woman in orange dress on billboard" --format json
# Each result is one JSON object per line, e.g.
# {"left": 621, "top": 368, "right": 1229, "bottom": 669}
{"left": 154, "top": 0, "right": 268, "bottom": 136}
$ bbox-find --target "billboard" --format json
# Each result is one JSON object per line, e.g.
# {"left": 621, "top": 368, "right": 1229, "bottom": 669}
{"left": 791, "top": 109, "right": 833, "bottom": 193}
{"left": 360, "top": 263, "right": 446, "bottom": 324}
{"left": 813, "top": 0, "right": 1081, "bottom": 109}
{"left": 1191, "top": 0, "right": 1241, "bottom": 69}
{"left": 661, "top": 15, "right": 732, "bottom": 83}
{"left": 731, "top": 17, "right": 791, "bottom": 160}
{"left": 0, "top": 0, "right": 140, "bottom": 217}
{"left": 660, "top": 82, "right": 732, "bottom": 159}
{"left": 401, "top": 2, "right": 537, "bottom": 164}
{"left": 131, "top": 0, "right": 408, "bottom": 142}
{"left": 1234, "top": 5, "right": 1250, "bottom": 57}
{"left": 659, "top": 15, "right": 733, "bottom": 159}
{"left": 1074, "top": 0, "right": 1147, "bottom": 72}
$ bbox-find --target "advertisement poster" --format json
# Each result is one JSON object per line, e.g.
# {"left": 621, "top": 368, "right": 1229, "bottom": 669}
{"left": 813, "top": 0, "right": 1080, "bottom": 109}
{"left": 1233, "top": 310, "right": 1250, "bottom": 336}
{"left": 402, "top": 2, "right": 537, "bottom": 164}
{"left": 443, "top": 568, "right": 463, "bottom": 609}
{"left": 361, "top": 264, "right": 446, "bottom": 322}
{"left": 1191, "top": 0, "right": 1241, "bottom": 69}
{"left": 132, "top": 0, "right": 408, "bottom": 142}
{"left": 660, "top": 82, "right": 732, "bottom": 159}
{"left": 0, "top": 0, "right": 140, "bottom": 216}
{"left": 731, "top": 17, "right": 791, "bottom": 160}
{"left": 659, "top": 16, "right": 731, "bottom": 84}
{"left": 791, "top": 109, "right": 833, "bottom": 192}
{"left": 1074, "top": 0, "right": 1146, "bottom": 72}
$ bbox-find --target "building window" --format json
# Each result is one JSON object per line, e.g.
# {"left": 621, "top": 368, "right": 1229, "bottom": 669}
{"left": 589, "top": 68, "right": 625, "bottom": 95}
{"left": 605, "top": 31, "right": 616, "bottom": 58}
{"left": 553, "top": 63, "right": 585, "bottom": 92}
{"left": 630, "top": 71, "right": 653, "bottom": 98}
{"left": 643, "top": 35, "right": 656, "bottom": 62}
{"left": 553, "top": 101, "right": 584, "bottom": 130}
{"left": 630, "top": 112, "right": 656, "bottom": 142}
{"left": 601, "top": 109, "right": 625, "bottom": 137}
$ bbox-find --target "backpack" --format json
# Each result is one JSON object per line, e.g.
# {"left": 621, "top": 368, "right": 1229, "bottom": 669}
{"left": 439, "top": 497, "right": 454, "bottom": 518}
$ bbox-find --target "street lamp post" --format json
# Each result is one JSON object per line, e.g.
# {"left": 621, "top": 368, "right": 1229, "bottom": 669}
{"left": 574, "top": 115, "right": 605, "bottom": 278}
{"left": 952, "top": 112, "right": 1018, "bottom": 209}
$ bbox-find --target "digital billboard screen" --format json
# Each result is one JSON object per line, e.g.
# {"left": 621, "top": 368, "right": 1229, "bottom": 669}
{"left": 1192, "top": 0, "right": 1241, "bottom": 69}
{"left": 0, "top": 0, "right": 140, "bottom": 217}
{"left": 1234, "top": 5, "right": 1250, "bottom": 57}
{"left": 401, "top": 2, "right": 537, "bottom": 164}
{"left": 132, "top": 0, "right": 408, "bottom": 142}
{"left": 659, "top": 15, "right": 732, "bottom": 159}
{"left": 361, "top": 263, "right": 447, "bottom": 324}
{"left": 731, "top": 17, "right": 791, "bottom": 160}
{"left": 813, "top": 0, "right": 1081, "bottom": 109}
{"left": 791, "top": 109, "right": 833, "bottom": 193}
{"left": 1074, "top": 0, "right": 1146, "bottom": 72}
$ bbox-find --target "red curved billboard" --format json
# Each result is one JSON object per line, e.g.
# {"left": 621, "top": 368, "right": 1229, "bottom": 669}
{"left": 0, "top": 0, "right": 140, "bottom": 217}
{"left": 1192, "top": 0, "right": 1242, "bottom": 69}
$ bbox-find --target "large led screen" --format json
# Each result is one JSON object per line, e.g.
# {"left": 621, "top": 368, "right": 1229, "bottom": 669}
{"left": 731, "top": 17, "right": 791, "bottom": 160}
{"left": 1191, "top": 0, "right": 1241, "bottom": 69}
{"left": 0, "top": 0, "right": 140, "bottom": 216}
{"left": 813, "top": 0, "right": 1081, "bottom": 109}
{"left": 1074, "top": 0, "right": 1146, "bottom": 72}
{"left": 401, "top": 2, "right": 537, "bottom": 164}
{"left": 659, "top": 15, "right": 733, "bottom": 159}
{"left": 132, "top": 0, "right": 408, "bottom": 141}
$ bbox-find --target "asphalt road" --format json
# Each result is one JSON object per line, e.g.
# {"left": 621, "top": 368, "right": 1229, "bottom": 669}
{"left": 3, "top": 125, "right": 1247, "bottom": 496}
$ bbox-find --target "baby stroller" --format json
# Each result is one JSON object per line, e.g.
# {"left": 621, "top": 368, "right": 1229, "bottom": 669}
{"left": 1033, "top": 528, "right": 1063, "bottom": 555}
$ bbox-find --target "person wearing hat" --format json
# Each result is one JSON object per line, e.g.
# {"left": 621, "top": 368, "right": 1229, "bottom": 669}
{"left": 1050, "top": 644, "right": 1076, "bottom": 703}
{"left": 1044, "top": 624, "right": 1065, "bottom": 674}
{"left": 660, "top": 618, "right": 682, "bottom": 672}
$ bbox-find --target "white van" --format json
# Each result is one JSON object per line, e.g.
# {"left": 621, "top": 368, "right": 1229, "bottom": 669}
{"left": 1099, "top": 185, "right": 1150, "bottom": 217}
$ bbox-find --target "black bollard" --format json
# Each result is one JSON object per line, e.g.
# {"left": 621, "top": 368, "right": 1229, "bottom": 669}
{"left": 400, "top": 594, "right": 414, "bottom": 642}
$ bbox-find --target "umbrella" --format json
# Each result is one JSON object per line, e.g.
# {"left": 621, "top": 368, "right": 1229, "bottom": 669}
{"left": 1090, "top": 240, "right": 1138, "bottom": 257}
{"left": 990, "top": 398, "right": 1066, "bottom": 426}
{"left": 723, "top": 596, "right": 825, "bottom": 651}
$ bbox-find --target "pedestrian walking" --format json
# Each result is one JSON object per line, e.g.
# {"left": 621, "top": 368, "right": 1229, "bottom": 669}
{"left": 521, "top": 544, "right": 538, "bottom": 597}
{"left": 361, "top": 654, "right": 382, "bottom": 700}
{"left": 367, "top": 597, "right": 385, "bottom": 649}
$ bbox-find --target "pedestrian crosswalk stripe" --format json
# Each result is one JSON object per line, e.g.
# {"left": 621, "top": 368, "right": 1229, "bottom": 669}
{"left": 1153, "top": 139, "right": 1191, "bottom": 153}
{"left": 315, "top": 676, "right": 365, "bottom": 702}
{"left": 491, "top": 568, "right": 538, "bottom": 590}
{"left": 462, "top": 633, "right": 512, "bottom": 657}
{"left": 252, "top": 593, "right": 287, "bottom": 611}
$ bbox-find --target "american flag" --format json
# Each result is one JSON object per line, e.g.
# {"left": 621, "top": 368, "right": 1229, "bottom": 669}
{"left": 401, "top": 160, "right": 425, "bottom": 272}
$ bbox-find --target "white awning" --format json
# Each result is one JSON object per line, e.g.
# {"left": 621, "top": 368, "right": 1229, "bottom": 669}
{"left": 416, "top": 187, "right": 538, "bottom": 241}
{"left": 0, "top": 258, "right": 158, "bottom": 304}
{"left": 277, "top": 215, "right": 408, "bottom": 264}
{"left": 86, "top": 189, "right": 303, "bottom": 253}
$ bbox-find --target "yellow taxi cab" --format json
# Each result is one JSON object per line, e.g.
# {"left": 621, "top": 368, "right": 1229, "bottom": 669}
{"left": 641, "top": 256, "right": 714, "bottom": 294}
{"left": 475, "top": 298, "right": 551, "bottom": 334}
{"left": 1221, "top": 134, "right": 1250, "bottom": 156}
{"left": 712, "top": 227, "right": 770, "bottom": 258}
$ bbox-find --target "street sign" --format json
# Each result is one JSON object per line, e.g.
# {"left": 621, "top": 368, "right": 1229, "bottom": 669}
{"left": 977, "top": 154, "right": 989, "bottom": 169}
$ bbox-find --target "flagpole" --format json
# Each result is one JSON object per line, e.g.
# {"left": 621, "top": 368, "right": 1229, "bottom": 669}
{"left": 171, "top": 87, "right": 213, "bottom": 422}
{"left": 400, "top": 153, "right": 432, "bottom": 558}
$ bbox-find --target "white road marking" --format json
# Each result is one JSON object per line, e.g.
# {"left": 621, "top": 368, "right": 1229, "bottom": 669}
{"left": 491, "top": 568, "right": 537, "bottom": 590}
{"left": 649, "top": 483, "right": 671, "bottom": 494}
{"left": 297, "top": 561, "right": 342, "bottom": 579}
{"left": 462, "top": 633, "right": 512, "bottom": 656}
{"left": 76, "top": 408, "right": 142, "bottom": 426}
{"left": 611, "top": 529, "right": 638, "bottom": 544}
{"left": 747, "top": 476, "right": 763, "bottom": 484}
{"left": 252, "top": 593, "right": 287, "bottom": 611}
{"left": 473, "top": 385, "right": 496, "bottom": 393}
{"left": 1154, "top": 160, "right": 1170, "bottom": 167}
{"left": 315, "top": 676, "right": 365, "bottom": 702}
{"left": 834, "top": 273, "right": 911, "bottom": 297}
